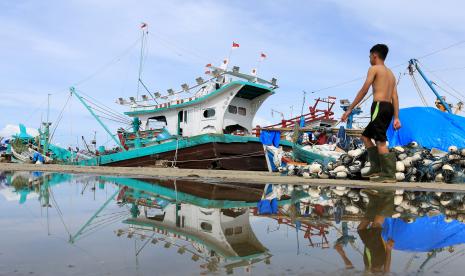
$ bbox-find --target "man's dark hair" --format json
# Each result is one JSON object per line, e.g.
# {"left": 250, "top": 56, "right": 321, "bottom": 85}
{"left": 370, "top": 44, "right": 389, "bottom": 60}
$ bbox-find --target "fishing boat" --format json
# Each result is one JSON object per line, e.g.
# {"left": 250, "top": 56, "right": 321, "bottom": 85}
{"left": 71, "top": 63, "right": 292, "bottom": 170}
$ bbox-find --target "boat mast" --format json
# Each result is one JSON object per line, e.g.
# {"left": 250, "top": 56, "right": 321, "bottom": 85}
{"left": 43, "top": 93, "right": 52, "bottom": 154}
{"left": 409, "top": 59, "right": 452, "bottom": 113}
{"left": 137, "top": 23, "right": 148, "bottom": 101}
{"left": 69, "top": 87, "right": 126, "bottom": 151}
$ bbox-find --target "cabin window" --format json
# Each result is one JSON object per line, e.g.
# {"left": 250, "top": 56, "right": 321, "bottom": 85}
{"left": 203, "top": 108, "right": 216, "bottom": 118}
{"left": 184, "top": 110, "right": 188, "bottom": 122}
{"left": 200, "top": 222, "right": 212, "bottom": 232}
{"left": 234, "top": 227, "right": 242, "bottom": 234}
{"left": 238, "top": 107, "right": 246, "bottom": 116}
{"left": 228, "top": 105, "right": 237, "bottom": 114}
{"left": 148, "top": 116, "right": 167, "bottom": 128}
{"left": 225, "top": 228, "right": 233, "bottom": 236}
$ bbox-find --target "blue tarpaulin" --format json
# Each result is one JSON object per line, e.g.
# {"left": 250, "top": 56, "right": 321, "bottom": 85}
{"left": 382, "top": 214, "right": 465, "bottom": 252}
{"left": 259, "top": 130, "right": 281, "bottom": 147}
{"left": 387, "top": 107, "right": 465, "bottom": 151}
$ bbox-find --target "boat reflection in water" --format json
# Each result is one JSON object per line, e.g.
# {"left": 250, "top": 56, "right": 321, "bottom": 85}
{"left": 108, "top": 177, "right": 279, "bottom": 274}
{"left": 2, "top": 171, "right": 465, "bottom": 275}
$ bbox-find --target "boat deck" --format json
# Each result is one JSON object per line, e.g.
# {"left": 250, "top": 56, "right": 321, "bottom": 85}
{"left": 1, "top": 163, "right": 463, "bottom": 192}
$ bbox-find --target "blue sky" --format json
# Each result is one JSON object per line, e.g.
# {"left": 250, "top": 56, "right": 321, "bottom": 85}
{"left": 1, "top": 0, "right": 465, "bottom": 147}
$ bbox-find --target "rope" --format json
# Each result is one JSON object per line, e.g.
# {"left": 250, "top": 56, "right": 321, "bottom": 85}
{"left": 48, "top": 187, "right": 73, "bottom": 238}
{"left": 73, "top": 36, "right": 142, "bottom": 86}
{"left": 81, "top": 95, "right": 132, "bottom": 123}
{"left": 416, "top": 40, "right": 465, "bottom": 60}
{"left": 165, "top": 151, "right": 264, "bottom": 164}
{"left": 50, "top": 94, "right": 72, "bottom": 142}
{"left": 409, "top": 73, "right": 429, "bottom": 107}
{"left": 304, "top": 39, "right": 465, "bottom": 95}
{"left": 171, "top": 138, "right": 179, "bottom": 167}
{"left": 417, "top": 60, "right": 465, "bottom": 101}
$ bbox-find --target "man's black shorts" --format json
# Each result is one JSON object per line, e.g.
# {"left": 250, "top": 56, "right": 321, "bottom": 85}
{"left": 362, "top": 101, "right": 394, "bottom": 142}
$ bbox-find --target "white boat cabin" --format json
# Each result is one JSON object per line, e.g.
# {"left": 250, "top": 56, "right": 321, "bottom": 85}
{"left": 121, "top": 66, "right": 277, "bottom": 137}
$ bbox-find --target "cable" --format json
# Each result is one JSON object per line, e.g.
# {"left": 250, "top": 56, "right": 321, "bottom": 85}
{"left": 409, "top": 73, "right": 429, "bottom": 107}
{"left": 417, "top": 60, "right": 465, "bottom": 100}
{"left": 416, "top": 40, "right": 465, "bottom": 60}
{"left": 304, "top": 39, "right": 465, "bottom": 95}
{"left": 50, "top": 94, "right": 72, "bottom": 142}
{"left": 73, "top": 36, "right": 142, "bottom": 86}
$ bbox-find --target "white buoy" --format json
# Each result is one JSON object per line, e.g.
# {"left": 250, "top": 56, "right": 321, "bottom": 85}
{"left": 402, "top": 157, "right": 413, "bottom": 167}
{"left": 401, "top": 200, "right": 411, "bottom": 209}
{"left": 394, "top": 195, "right": 403, "bottom": 205}
{"left": 398, "top": 153, "right": 407, "bottom": 160}
{"left": 412, "top": 153, "right": 422, "bottom": 162}
{"left": 361, "top": 167, "right": 370, "bottom": 175}
{"left": 348, "top": 148, "right": 363, "bottom": 158}
{"left": 396, "top": 172, "right": 405, "bottom": 181}
{"left": 310, "top": 163, "right": 323, "bottom": 174}
{"left": 394, "top": 146, "right": 405, "bottom": 153}
{"left": 448, "top": 145, "right": 458, "bottom": 153}
{"left": 345, "top": 205, "right": 360, "bottom": 214}
{"left": 445, "top": 216, "right": 454, "bottom": 223}
{"left": 336, "top": 171, "right": 348, "bottom": 179}
{"left": 333, "top": 165, "right": 348, "bottom": 173}
{"left": 422, "top": 159, "right": 433, "bottom": 166}
{"left": 396, "top": 161, "right": 405, "bottom": 172}
{"left": 409, "top": 141, "right": 419, "bottom": 148}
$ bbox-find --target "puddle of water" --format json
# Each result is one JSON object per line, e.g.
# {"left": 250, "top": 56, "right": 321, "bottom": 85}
{"left": 1, "top": 171, "right": 464, "bottom": 275}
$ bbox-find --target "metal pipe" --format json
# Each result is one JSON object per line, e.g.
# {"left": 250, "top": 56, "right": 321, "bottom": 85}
{"left": 70, "top": 87, "right": 126, "bottom": 151}
{"left": 410, "top": 59, "right": 452, "bottom": 113}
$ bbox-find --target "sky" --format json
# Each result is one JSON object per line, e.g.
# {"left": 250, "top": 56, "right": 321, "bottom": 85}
{"left": 1, "top": 0, "right": 465, "bottom": 148}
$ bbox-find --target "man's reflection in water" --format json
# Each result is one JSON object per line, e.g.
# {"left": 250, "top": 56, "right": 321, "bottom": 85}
{"left": 334, "top": 189, "right": 395, "bottom": 274}
{"left": 357, "top": 189, "right": 395, "bottom": 274}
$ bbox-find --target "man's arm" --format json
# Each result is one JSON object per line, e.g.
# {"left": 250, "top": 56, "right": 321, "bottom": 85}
{"left": 341, "top": 67, "right": 376, "bottom": 121}
{"left": 392, "top": 84, "right": 402, "bottom": 129}
{"left": 392, "top": 85, "right": 399, "bottom": 119}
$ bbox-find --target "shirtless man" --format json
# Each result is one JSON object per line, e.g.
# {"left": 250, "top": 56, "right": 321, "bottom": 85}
{"left": 341, "top": 44, "right": 401, "bottom": 183}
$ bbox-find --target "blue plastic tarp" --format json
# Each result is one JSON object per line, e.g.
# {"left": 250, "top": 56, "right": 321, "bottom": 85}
{"left": 382, "top": 214, "right": 465, "bottom": 252}
{"left": 387, "top": 107, "right": 465, "bottom": 151}
{"left": 259, "top": 130, "right": 281, "bottom": 147}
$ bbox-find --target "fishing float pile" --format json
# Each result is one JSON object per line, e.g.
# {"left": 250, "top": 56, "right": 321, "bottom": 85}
{"left": 275, "top": 185, "right": 465, "bottom": 223}
{"left": 279, "top": 141, "right": 465, "bottom": 183}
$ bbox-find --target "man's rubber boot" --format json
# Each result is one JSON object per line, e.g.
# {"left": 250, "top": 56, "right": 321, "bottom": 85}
{"left": 372, "top": 152, "right": 397, "bottom": 183}
{"left": 362, "top": 147, "right": 381, "bottom": 178}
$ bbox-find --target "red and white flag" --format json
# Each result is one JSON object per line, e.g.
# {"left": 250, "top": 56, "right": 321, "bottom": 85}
{"left": 232, "top": 42, "right": 240, "bottom": 48}
{"left": 140, "top": 22, "right": 148, "bottom": 29}
{"left": 260, "top": 52, "right": 267, "bottom": 59}
{"left": 205, "top": 63, "right": 212, "bottom": 68}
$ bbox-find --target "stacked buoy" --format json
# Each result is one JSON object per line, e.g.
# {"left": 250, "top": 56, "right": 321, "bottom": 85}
{"left": 277, "top": 184, "right": 465, "bottom": 223}
{"left": 279, "top": 142, "right": 465, "bottom": 183}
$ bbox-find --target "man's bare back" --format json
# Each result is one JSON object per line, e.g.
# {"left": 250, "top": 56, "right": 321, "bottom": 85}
{"left": 371, "top": 65, "right": 396, "bottom": 102}
{"left": 340, "top": 43, "right": 401, "bottom": 183}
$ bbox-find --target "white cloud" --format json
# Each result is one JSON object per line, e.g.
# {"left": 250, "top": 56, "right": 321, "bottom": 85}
{"left": 0, "top": 124, "right": 39, "bottom": 138}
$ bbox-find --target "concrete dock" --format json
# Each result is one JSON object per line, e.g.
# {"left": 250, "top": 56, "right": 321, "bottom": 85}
{"left": 1, "top": 163, "right": 464, "bottom": 192}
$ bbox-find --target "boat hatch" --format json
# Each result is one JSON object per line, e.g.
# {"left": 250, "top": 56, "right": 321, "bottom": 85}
{"left": 235, "top": 85, "right": 270, "bottom": 100}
